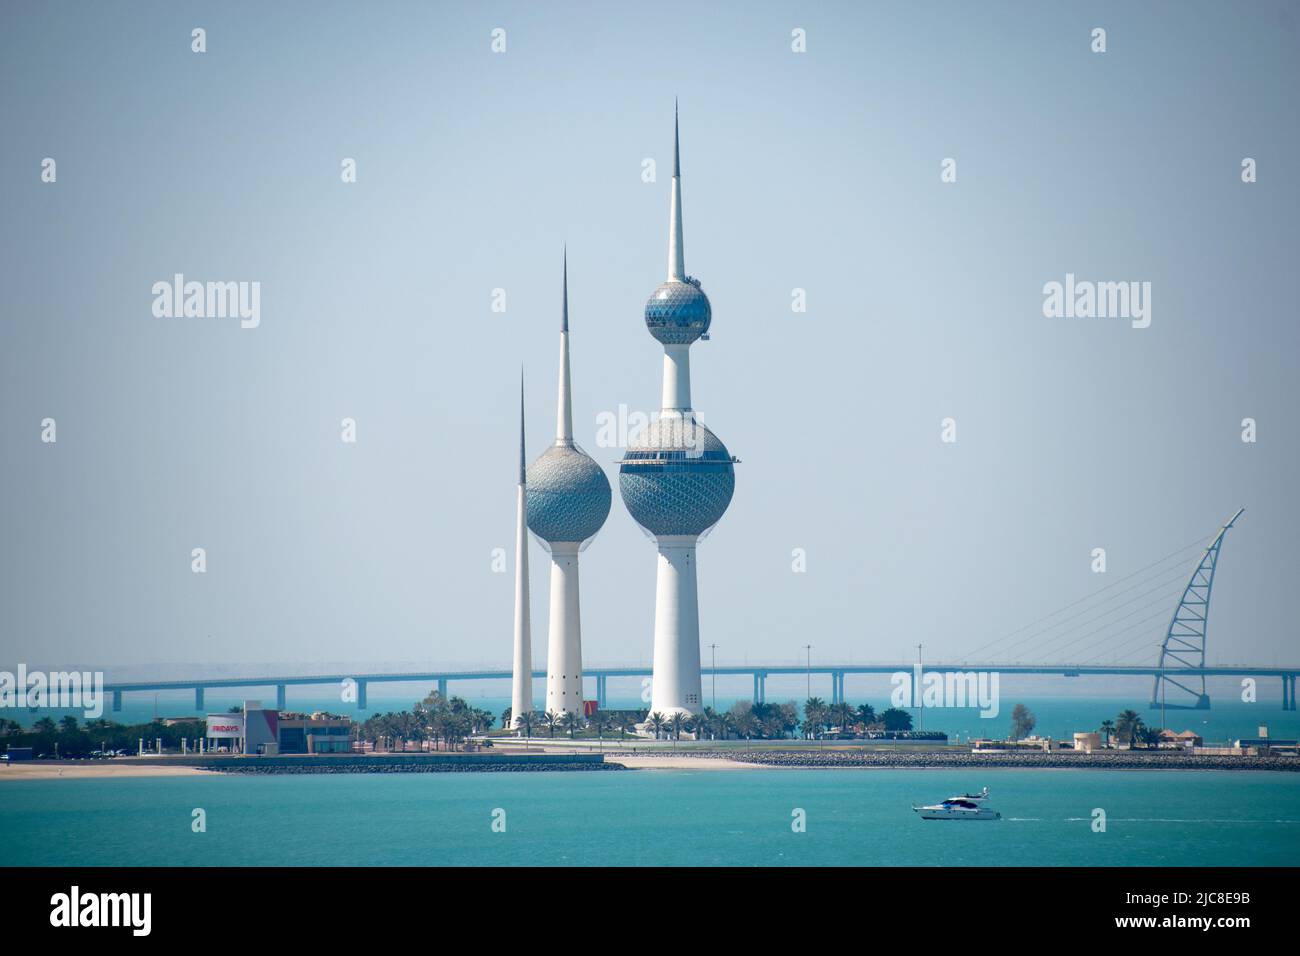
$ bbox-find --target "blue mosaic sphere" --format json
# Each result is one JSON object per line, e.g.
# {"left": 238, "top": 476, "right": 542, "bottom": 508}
{"left": 619, "top": 417, "right": 735, "bottom": 537}
{"left": 526, "top": 444, "right": 611, "bottom": 544}
{"left": 645, "top": 278, "right": 711, "bottom": 345}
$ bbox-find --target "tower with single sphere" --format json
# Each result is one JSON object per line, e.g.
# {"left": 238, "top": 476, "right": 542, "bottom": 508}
{"left": 527, "top": 254, "right": 611, "bottom": 716}
{"left": 619, "top": 107, "right": 737, "bottom": 717}
{"left": 510, "top": 369, "right": 532, "bottom": 729}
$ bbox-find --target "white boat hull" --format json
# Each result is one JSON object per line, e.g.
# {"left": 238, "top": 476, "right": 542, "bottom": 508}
{"left": 913, "top": 806, "right": 1001, "bottom": 820}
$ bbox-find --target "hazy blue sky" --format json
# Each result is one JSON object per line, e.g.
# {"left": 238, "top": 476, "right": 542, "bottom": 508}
{"left": 2, "top": 1, "right": 1297, "bottom": 676}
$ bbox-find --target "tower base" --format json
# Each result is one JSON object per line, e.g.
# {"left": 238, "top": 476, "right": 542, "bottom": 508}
{"left": 545, "top": 542, "right": 584, "bottom": 716}
{"left": 649, "top": 534, "right": 703, "bottom": 717}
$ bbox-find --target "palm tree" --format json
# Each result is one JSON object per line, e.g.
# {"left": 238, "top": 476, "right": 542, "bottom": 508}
{"left": 1115, "top": 710, "right": 1143, "bottom": 747}
{"left": 733, "top": 706, "right": 758, "bottom": 740}
{"left": 667, "top": 711, "right": 691, "bottom": 742}
{"left": 427, "top": 711, "right": 446, "bottom": 750}
{"left": 560, "top": 711, "right": 582, "bottom": 739}
{"left": 543, "top": 710, "right": 561, "bottom": 738}
{"left": 647, "top": 711, "right": 667, "bottom": 740}
{"left": 516, "top": 709, "right": 535, "bottom": 740}
{"left": 700, "top": 706, "right": 718, "bottom": 741}
{"left": 879, "top": 708, "right": 913, "bottom": 732}
{"left": 803, "top": 697, "right": 827, "bottom": 739}
{"left": 33, "top": 717, "right": 58, "bottom": 736}
{"left": 855, "top": 703, "right": 876, "bottom": 729}
{"left": 1099, "top": 719, "right": 1116, "bottom": 747}
{"left": 830, "top": 701, "right": 855, "bottom": 735}
{"left": 1136, "top": 725, "right": 1164, "bottom": 749}
{"left": 597, "top": 712, "right": 616, "bottom": 742}
{"left": 617, "top": 713, "right": 638, "bottom": 740}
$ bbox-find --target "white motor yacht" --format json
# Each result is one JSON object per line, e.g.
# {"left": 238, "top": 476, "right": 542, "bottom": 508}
{"left": 913, "top": 787, "right": 1000, "bottom": 820}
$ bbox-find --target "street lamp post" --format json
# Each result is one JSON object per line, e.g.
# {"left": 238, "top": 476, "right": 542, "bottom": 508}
{"left": 708, "top": 643, "right": 719, "bottom": 712}
{"left": 804, "top": 644, "right": 813, "bottom": 700}
{"left": 916, "top": 643, "right": 923, "bottom": 732}
{"left": 1160, "top": 645, "right": 1167, "bottom": 736}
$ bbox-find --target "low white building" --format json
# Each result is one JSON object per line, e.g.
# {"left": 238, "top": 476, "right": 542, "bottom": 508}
{"left": 1073, "top": 732, "right": 1101, "bottom": 753}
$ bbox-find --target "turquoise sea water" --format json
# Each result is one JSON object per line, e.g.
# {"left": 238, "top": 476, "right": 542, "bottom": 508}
{"left": 2, "top": 768, "right": 1298, "bottom": 866}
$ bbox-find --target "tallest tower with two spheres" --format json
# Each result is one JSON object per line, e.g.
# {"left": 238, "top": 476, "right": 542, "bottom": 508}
{"left": 619, "top": 107, "right": 738, "bottom": 717}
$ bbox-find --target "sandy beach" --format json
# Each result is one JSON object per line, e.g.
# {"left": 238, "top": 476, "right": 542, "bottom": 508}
{"left": 0, "top": 762, "right": 211, "bottom": 781}
{"left": 608, "top": 754, "right": 763, "bottom": 770}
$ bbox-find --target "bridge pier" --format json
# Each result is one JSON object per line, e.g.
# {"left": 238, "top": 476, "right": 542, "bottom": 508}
{"left": 831, "top": 671, "right": 844, "bottom": 705}
{"left": 596, "top": 674, "right": 607, "bottom": 709}
{"left": 1284, "top": 674, "right": 1296, "bottom": 712}
{"left": 356, "top": 679, "right": 367, "bottom": 710}
{"left": 276, "top": 684, "right": 286, "bottom": 711}
{"left": 194, "top": 687, "right": 204, "bottom": 711}
{"left": 437, "top": 678, "right": 448, "bottom": 698}
{"left": 753, "top": 672, "right": 766, "bottom": 704}
{"left": 112, "top": 690, "right": 122, "bottom": 713}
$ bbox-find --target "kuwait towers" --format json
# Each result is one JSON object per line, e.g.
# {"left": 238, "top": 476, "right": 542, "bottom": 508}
{"left": 510, "top": 371, "right": 532, "bottom": 729}
{"left": 525, "top": 254, "right": 611, "bottom": 716}
{"left": 619, "top": 106, "right": 737, "bottom": 717}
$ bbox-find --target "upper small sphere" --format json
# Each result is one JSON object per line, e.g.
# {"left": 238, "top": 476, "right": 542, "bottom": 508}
{"left": 645, "top": 278, "right": 711, "bottom": 345}
{"left": 526, "top": 444, "right": 612, "bottom": 544}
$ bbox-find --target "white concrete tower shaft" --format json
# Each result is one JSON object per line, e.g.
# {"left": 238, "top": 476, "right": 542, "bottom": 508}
{"left": 651, "top": 536, "right": 702, "bottom": 716}
{"left": 546, "top": 250, "right": 585, "bottom": 716}
{"left": 545, "top": 542, "right": 583, "bottom": 715}
{"left": 510, "top": 371, "right": 532, "bottom": 727}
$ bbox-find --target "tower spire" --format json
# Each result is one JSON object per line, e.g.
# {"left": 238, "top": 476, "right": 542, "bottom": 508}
{"left": 555, "top": 248, "right": 574, "bottom": 445}
{"left": 668, "top": 103, "right": 685, "bottom": 281}
{"left": 673, "top": 98, "right": 680, "bottom": 177}
{"left": 519, "top": 366, "right": 527, "bottom": 484}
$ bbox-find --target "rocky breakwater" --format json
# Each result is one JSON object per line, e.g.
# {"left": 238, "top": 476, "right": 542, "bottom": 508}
{"left": 727, "top": 750, "right": 1300, "bottom": 771}
{"left": 195, "top": 753, "right": 623, "bottom": 774}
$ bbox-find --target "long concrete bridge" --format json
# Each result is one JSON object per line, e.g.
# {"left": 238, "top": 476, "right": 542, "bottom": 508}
{"left": 90, "top": 510, "right": 1286, "bottom": 715}
{"left": 103, "top": 662, "right": 1300, "bottom": 713}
